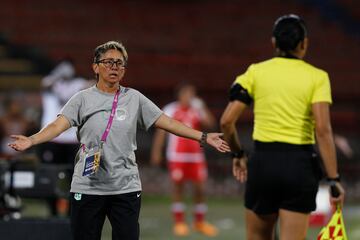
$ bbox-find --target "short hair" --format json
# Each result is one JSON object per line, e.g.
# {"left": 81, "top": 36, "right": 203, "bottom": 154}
{"left": 174, "top": 82, "right": 196, "bottom": 98}
{"left": 272, "top": 14, "right": 307, "bottom": 52}
{"left": 93, "top": 41, "right": 128, "bottom": 65}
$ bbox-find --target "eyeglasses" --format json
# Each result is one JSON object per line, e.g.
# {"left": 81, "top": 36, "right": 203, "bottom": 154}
{"left": 96, "top": 58, "right": 125, "bottom": 68}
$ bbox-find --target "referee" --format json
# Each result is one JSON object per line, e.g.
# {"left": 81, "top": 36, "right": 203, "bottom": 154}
{"left": 220, "top": 14, "right": 345, "bottom": 240}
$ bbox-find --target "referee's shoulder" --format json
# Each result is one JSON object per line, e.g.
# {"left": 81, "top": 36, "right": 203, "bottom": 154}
{"left": 243, "top": 59, "right": 274, "bottom": 72}
{"left": 302, "top": 61, "right": 329, "bottom": 77}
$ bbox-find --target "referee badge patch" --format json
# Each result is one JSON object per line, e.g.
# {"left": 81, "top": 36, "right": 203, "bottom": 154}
{"left": 74, "top": 193, "right": 82, "bottom": 201}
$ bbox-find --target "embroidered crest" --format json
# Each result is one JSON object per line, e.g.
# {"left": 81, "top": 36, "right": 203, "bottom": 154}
{"left": 116, "top": 108, "right": 127, "bottom": 121}
{"left": 74, "top": 193, "right": 82, "bottom": 201}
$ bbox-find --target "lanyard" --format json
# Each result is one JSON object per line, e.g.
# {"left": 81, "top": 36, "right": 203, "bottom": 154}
{"left": 101, "top": 89, "right": 120, "bottom": 143}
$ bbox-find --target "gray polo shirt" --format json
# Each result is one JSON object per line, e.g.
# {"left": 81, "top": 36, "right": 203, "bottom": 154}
{"left": 59, "top": 85, "right": 162, "bottom": 195}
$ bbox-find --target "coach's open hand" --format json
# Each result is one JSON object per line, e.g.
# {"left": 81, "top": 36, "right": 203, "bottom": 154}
{"left": 8, "top": 135, "right": 33, "bottom": 152}
{"left": 206, "top": 133, "right": 230, "bottom": 153}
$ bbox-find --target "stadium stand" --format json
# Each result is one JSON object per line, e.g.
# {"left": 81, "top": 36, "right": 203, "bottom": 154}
{"left": 0, "top": 1, "right": 358, "bottom": 102}
{"left": 0, "top": 36, "right": 52, "bottom": 91}
{"left": 0, "top": 0, "right": 359, "bottom": 189}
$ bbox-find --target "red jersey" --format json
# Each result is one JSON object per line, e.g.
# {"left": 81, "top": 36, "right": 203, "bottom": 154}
{"left": 163, "top": 102, "right": 205, "bottom": 163}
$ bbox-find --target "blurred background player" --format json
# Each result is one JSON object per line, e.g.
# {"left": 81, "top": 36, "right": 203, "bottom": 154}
{"left": 40, "top": 59, "right": 90, "bottom": 166}
{"left": 150, "top": 83, "right": 218, "bottom": 237}
{"left": 39, "top": 59, "right": 90, "bottom": 216}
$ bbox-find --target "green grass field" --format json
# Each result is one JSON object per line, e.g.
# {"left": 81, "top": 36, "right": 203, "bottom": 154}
{"left": 22, "top": 196, "right": 360, "bottom": 240}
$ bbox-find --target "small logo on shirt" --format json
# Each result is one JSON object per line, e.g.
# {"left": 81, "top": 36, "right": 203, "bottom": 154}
{"left": 137, "top": 193, "right": 141, "bottom": 198}
{"left": 74, "top": 193, "right": 82, "bottom": 201}
{"left": 116, "top": 108, "right": 127, "bottom": 121}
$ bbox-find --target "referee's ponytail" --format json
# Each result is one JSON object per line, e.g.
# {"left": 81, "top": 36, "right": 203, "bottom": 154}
{"left": 273, "top": 14, "right": 307, "bottom": 52}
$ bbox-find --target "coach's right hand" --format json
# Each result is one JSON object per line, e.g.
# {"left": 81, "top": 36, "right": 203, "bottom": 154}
{"left": 233, "top": 156, "right": 247, "bottom": 183}
{"left": 8, "top": 135, "right": 33, "bottom": 152}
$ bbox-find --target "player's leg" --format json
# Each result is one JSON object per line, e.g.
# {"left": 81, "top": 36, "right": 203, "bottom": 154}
{"left": 193, "top": 180, "right": 206, "bottom": 223}
{"left": 168, "top": 161, "right": 189, "bottom": 236}
{"left": 192, "top": 161, "right": 207, "bottom": 205}
{"left": 172, "top": 181, "right": 186, "bottom": 223}
{"left": 192, "top": 161, "right": 206, "bottom": 216}
{"left": 107, "top": 191, "right": 141, "bottom": 240}
{"left": 246, "top": 209, "right": 278, "bottom": 240}
{"left": 279, "top": 209, "right": 309, "bottom": 240}
{"left": 170, "top": 161, "right": 186, "bottom": 223}
{"left": 190, "top": 162, "right": 218, "bottom": 236}
{"left": 70, "top": 193, "right": 107, "bottom": 240}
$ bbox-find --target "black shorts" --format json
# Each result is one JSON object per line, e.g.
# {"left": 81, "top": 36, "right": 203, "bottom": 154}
{"left": 245, "top": 141, "right": 322, "bottom": 215}
{"left": 70, "top": 191, "right": 141, "bottom": 240}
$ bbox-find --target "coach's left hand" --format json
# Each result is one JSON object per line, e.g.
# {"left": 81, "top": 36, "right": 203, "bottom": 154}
{"left": 206, "top": 133, "right": 231, "bottom": 153}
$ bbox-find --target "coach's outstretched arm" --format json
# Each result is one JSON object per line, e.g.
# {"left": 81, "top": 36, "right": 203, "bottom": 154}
{"left": 8, "top": 115, "right": 70, "bottom": 151}
{"left": 154, "top": 113, "right": 230, "bottom": 153}
{"left": 312, "top": 102, "right": 345, "bottom": 208}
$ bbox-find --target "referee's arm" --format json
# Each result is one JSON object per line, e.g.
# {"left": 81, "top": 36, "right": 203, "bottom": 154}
{"left": 312, "top": 102, "right": 345, "bottom": 206}
{"left": 221, "top": 83, "right": 251, "bottom": 182}
{"left": 312, "top": 102, "right": 338, "bottom": 178}
{"left": 220, "top": 100, "right": 246, "bottom": 153}
{"left": 220, "top": 83, "right": 251, "bottom": 152}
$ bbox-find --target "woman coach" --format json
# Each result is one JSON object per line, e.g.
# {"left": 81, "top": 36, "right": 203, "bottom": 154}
{"left": 220, "top": 15, "right": 345, "bottom": 240}
{"left": 8, "top": 40, "right": 230, "bottom": 240}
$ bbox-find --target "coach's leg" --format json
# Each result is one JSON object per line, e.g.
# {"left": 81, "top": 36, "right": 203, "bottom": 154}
{"left": 108, "top": 191, "right": 141, "bottom": 240}
{"left": 279, "top": 209, "right": 309, "bottom": 240}
{"left": 70, "top": 193, "right": 107, "bottom": 240}
{"left": 246, "top": 209, "right": 277, "bottom": 240}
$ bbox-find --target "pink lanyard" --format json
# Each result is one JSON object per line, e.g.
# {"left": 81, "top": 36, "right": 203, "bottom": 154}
{"left": 101, "top": 89, "right": 120, "bottom": 143}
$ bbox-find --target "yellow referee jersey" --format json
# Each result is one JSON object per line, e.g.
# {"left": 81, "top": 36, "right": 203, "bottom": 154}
{"left": 235, "top": 57, "right": 332, "bottom": 144}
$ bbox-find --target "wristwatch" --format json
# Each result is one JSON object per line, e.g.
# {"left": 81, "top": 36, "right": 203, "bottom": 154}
{"left": 199, "top": 132, "right": 207, "bottom": 147}
{"left": 326, "top": 175, "right": 341, "bottom": 183}
{"left": 231, "top": 150, "right": 245, "bottom": 159}
{"left": 327, "top": 175, "right": 341, "bottom": 198}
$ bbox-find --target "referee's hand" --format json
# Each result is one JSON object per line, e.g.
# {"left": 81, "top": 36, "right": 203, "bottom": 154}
{"left": 233, "top": 157, "right": 247, "bottom": 183}
{"left": 329, "top": 182, "right": 345, "bottom": 209}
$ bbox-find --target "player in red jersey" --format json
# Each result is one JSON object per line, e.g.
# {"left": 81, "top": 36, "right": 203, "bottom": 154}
{"left": 151, "top": 83, "right": 218, "bottom": 237}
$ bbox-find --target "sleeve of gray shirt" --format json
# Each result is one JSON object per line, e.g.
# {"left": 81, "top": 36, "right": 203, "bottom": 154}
{"left": 58, "top": 91, "right": 83, "bottom": 127}
{"left": 137, "top": 91, "right": 163, "bottom": 130}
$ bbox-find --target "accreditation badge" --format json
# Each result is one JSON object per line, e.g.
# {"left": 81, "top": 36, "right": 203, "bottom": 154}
{"left": 82, "top": 146, "right": 102, "bottom": 177}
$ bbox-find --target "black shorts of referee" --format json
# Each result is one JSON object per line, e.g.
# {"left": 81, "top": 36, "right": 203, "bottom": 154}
{"left": 70, "top": 191, "right": 141, "bottom": 240}
{"left": 245, "top": 141, "right": 323, "bottom": 214}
